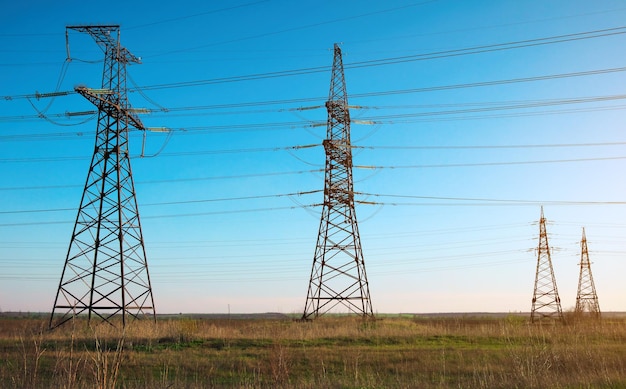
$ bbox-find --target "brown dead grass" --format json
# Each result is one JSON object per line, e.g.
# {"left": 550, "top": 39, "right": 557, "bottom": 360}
{"left": 0, "top": 313, "right": 624, "bottom": 388}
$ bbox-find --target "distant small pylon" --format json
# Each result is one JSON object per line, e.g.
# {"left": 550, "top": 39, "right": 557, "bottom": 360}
{"left": 530, "top": 207, "right": 564, "bottom": 322}
{"left": 575, "top": 228, "right": 601, "bottom": 317}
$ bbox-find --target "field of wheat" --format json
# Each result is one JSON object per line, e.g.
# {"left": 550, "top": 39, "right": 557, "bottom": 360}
{"left": 0, "top": 313, "right": 624, "bottom": 388}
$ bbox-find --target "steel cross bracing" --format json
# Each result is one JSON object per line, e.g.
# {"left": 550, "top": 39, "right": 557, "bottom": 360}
{"left": 575, "top": 228, "right": 601, "bottom": 317}
{"left": 530, "top": 207, "right": 563, "bottom": 322}
{"left": 302, "top": 44, "right": 374, "bottom": 320}
{"left": 49, "top": 25, "right": 155, "bottom": 329}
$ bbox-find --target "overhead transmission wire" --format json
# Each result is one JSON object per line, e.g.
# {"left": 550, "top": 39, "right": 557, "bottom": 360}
{"left": 132, "top": 26, "right": 626, "bottom": 91}
{"left": 141, "top": 1, "right": 438, "bottom": 58}
{"left": 344, "top": 26, "right": 626, "bottom": 69}
{"left": 125, "top": 0, "right": 270, "bottom": 30}
{"left": 0, "top": 190, "right": 321, "bottom": 216}
{"left": 2, "top": 185, "right": 625, "bottom": 225}
{"left": 0, "top": 203, "right": 322, "bottom": 228}
{"left": 3, "top": 91, "right": 626, "bottom": 123}
{"left": 3, "top": 140, "right": 626, "bottom": 164}
{"left": 0, "top": 168, "right": 324, "bottom": 192}
{"left": 0, "top": 143, "right": 321, "bottom": 163}
{"left": 2, "top": 25, "right": 625, "bottom": 103}
{"left": 354, "top": 192, "right": 626, "bottom": 207}
{"left": 351, "top": 94, "right": 626, "bottom": 123}
{"left": 354, "top": 155, "right": 626, "bottom": 170}
{"left": 3, "top": 90, "right": 626, "bottom": 141}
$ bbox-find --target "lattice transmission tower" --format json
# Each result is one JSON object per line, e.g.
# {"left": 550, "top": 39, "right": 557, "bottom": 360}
{"left": 575, "top": 228, "right": 601, "bottom": 317}
{"left": 302, "top": 44, "right": 374, "bottom": 320}
{"left": 530, "top": 207, "right": 563, "bottom": 322}
{"left": 49, "top": 25, "right": 155, "bottom": 329}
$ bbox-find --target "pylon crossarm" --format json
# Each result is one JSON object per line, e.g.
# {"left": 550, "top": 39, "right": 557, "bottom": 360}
{"left": 75, "top": 86, "right": 145, "bottom": 131}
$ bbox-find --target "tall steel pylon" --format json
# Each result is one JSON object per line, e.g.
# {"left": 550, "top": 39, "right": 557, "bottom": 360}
{"left": 302, "top": 44, "right": 374, "bottom": 320}
{"left": 575, "top": 228, "right": 601, "bottom": 317}
{"left": 49, "top": 25, "right": 155, "bottom": 329}
{"left": 530, "top": 207, "right": 563, "bottom": 322}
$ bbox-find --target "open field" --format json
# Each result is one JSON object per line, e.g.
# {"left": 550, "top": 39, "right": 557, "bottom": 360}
{"left": 1, "top": 313, "right": 625, "bottom": 388}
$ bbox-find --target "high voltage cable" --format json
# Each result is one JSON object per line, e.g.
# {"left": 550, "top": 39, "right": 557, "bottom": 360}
{"left": 355, "top": 141, "right": 626, "bottom": 150}
{"left": 3, "top": 91, "right": 626, "bottom": 143}
{"left": 2, "top": 148, "right": 626, "bottom": 167}
{"left": 344, "top": 26, "right": 626, "bottom": 69}
{"left": 356, "top": 192, "right": 626, "bottom": 206}
{"left": 2, "top": 188, "right": 624, "bottom": 222}
{"left": 357, "top": 200, "right": 626, "bottom": 207}
{"left": 0, "top": 190, "right": 321, "bottom": 215}
{"left": 2, "top": 66, "right": 624, "bottom": 132}
{"left": 4, "top": 92, "right": 625, "bottom": 126}
{"left": 0, "top": 224, "right": 529, "bottom": 248}
{"left": 0, "top": 204, "right": 321, "bottom": 227}
{"left": 351, "top": 67, "right": 626, "bottom": 98}
{"left": 354, "top": 155, "right": 626, "bottom": 170}
{"left": 375, "top": 103, "right": 626, "bottom": 124}
{"left": 142, "top": 1, "right": 437, "bottom": 58}
{"left": 3, "top": 25, "right": 624, "bottom": 101}
{"left": 129, "top": 26, "right": 626, "bottom": 91}
{"left": 0, "top": 144, "right": 321, "bottom": 163}
{"left": 125, "top": 0, "right": 270, "bottom": 30}
{"left": 354, "top": 94, "right": 626, "bottom": 122}
{"left": 0, "top": 169, "right": 324, "bottom": 191}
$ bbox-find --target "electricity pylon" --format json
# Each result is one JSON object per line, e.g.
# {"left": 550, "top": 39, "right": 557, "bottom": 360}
{"left": 49, "top": 25, "right": 155, "bottom": 329}
{"left": 302, "top": 43, "right": 374, "bottom": 320}
{"left": 530, "top": 207, "right": 563, "bottom": 322}
{"left": 575, "top": 228, "right": 601, "bottom": 317}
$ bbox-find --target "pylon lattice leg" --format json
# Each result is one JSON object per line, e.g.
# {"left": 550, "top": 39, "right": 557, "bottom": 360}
{"left": 302, "top": 44, "right": 373, "bottom": 320}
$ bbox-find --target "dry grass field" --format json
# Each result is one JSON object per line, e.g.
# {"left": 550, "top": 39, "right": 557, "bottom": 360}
{"left": 0, "top": 313, "right": 625, "bottom": 388}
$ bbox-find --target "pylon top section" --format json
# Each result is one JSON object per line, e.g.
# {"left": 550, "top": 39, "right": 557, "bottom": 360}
{"left": 328, "top": 44, "right": 348, "bottom": 103}
{"left": 67, "top": 25, "right": 141, "bottom": 64}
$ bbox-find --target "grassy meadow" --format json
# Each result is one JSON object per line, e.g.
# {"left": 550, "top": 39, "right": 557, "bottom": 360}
{"left": 0, "top": 313, "right": 625, "bottom": 388}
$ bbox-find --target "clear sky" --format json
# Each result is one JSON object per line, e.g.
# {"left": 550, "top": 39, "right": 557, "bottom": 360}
{"left": 1, "top": 0, "right": 625, "bottom": 315}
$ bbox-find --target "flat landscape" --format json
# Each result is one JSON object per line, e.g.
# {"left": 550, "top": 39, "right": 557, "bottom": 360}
{"left": 1, "top": 312, "right": 625, "bottom": 388}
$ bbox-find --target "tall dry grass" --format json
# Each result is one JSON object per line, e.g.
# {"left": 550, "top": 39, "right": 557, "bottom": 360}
{"left": 0, "top": 313, "right": 624, "bottom": 388}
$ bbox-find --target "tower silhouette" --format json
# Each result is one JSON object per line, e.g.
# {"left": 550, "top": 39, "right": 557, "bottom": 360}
{"left": 302, "top": 44, "right": 374, "bottom": 320}
{"left": 49, "top": 25, "right": 155, "bottom": 328}
{"left": 530, "top": 207, "right": 563, "bottom": 322}
{"left": 575, "top": 228, "right": 601, "bottom": 317}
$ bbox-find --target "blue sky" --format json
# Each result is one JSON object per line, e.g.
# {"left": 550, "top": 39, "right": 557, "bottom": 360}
{"left": 1, "top": 0, "right": 626, "bottom": 314}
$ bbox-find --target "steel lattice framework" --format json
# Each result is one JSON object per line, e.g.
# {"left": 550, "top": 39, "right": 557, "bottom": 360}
{"left": 575, "top": 228, "right": 601, "bottom": 317}
{"left": 302, "top": 44, "right": 374, "bottom": 320}
{"left": 530, "top": 207, "right": 563, "bottom": 322}
{"left": 49, "top": 25, "right": 155, "bottom": 329}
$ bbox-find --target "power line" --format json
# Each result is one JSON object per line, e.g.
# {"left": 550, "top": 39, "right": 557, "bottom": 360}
{"left": 357, "top": 192, "right": 626, "bottom": 205}
{"left": 356, "top": 141, "right": 626, "bottom": 150}
{"left": 1, "top": 23, "right": 623, "bottom": 104}
{"left": 0, "top": 143, "right": 321, "bottom": 163}
{"left": 125, "top": 0, "right": 270, "bottom": 30}
{"left": 0, "top": 168, "right": 324, "bottom": 191}
{"left": 0, "top": 203, "right": 321, "bottom": 228}
{"left": 355, "top": 155, "right": 626, "bottom": 170}
{"left": 344, "top": 26, "right": 626, "bottom": 69}
{"left": 143, "top": 1, "right": 439, "bottom": 58}
{"left": 0, "top": 190, "right": 321, "bottom": 215}
{"left": 137, "top": 26, "right": 626, "bottom": 91}
{"left": 5, "top": 92, "right": 626, "bottom": 124}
